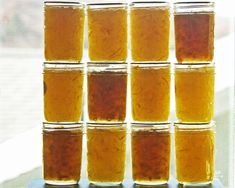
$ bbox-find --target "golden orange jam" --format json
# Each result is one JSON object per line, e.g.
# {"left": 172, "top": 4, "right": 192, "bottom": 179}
{"left": 44, "top": 64, "right": 84, "bottom": 122}
{"left": 131, "top": 64, "right": 170, "bottom": 122}
{"left": 131, "top": 2, "right": 170, "bottom": 61}
{"left": 132, "top": 124, "right": 171, "bottom": 184}
{"left": 175, "top": 123, "right": 215, "bottom": 184}
{"left": 44, "top": 2, "right": 85, "bottom": 62}
{"left": 175, "top": 64, "right": 214, "bottom": 123}
{"left": 174, "top": 12, "right": 214, "bottom": 63}
{"left": 43, "top": 124, "right": 83, "bottom": 184}
{"left": 87, "top": 4, "right": 127, "bottom": 61}
{"left": 87, "top": 125, "right": 126, "bottom": 184}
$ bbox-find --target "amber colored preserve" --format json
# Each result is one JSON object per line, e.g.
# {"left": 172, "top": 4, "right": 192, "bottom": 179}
{"left": 43, "top": 124, "right": 83, "bottom": 185}
{"left": 44, "top": 64, "right": 84, "bottom": 122}
{"left": 131, "top": 3, "right": 170, "bottom": 61}
{"left": 87, "top": 4, "right": 127, "bottom": 61}
{"left": 88, "top": 67, "right": 127, "bottom": 122}
{"left": 175, "top": 123, "right": 215, "bottom": 184}
{"left": 175, "top": 64, "right": 214, "bottom": 123}
{"left": 132, "top": 124, "right": 171, "bottom": 184}
{"left": 174, "top": 13, "right": 214, "bottom": 63}
{"left": 44, "top": 2, "right": 85, "bottom": 61}
{"left": 87, "top": 124, "right": 126, "bottom": 184}
{"left": 131, "top": 64, "right": 170, "bottom": 122}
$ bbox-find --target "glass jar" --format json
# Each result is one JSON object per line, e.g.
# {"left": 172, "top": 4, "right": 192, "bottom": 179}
{"left": 87, "top": 3, "right": 128, "bottom": 62}
{"left": 174, "top": 2, "right": 215, "bottom": 63}
{"left": 44, "top": 2, "right": 85, "bottom": 62}
{"left": 131, "top": 63, "right": 171, "bottom": 122}
{"left": 175, "top": 63, "right": 215, "bottom": 123}
{"left": 86, "top": 123, "right": 127, "bottom": 185}
{"left": 131, "top": 123, "right": 171, "bottom": 185}
{"left": 43, "top": 63, "right": 84, "bottom": 122}
{"left": 43, "top": 122, "right": 83, "bottom": 185}
{"left": 130, "top": 2, "right": 170, "bottom": 62}
{"left": 175, "top": 122, "right": 215, "bottom": 185}
{"left": 87, "top": 63, "right": 127, "bottom": 122}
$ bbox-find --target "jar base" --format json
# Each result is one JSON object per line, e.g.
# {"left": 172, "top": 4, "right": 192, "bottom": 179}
{"left": 44, "top": 180, "right": 78, "bottom": 185}
{"left": 89, "top": 181, "right": 122, "bottom": 186}
{"left": 134, "top": 180, "right": 168, "bottom": 186}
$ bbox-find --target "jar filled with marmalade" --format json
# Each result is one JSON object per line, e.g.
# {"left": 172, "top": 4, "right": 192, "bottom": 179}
{"left": 130, "top": 2, "right": 170, "bottom": 61}
{"left": 131, "top": 63, "right": 171, "bottom": 122}
{"left": 44, "top": 2, "right": 85, "bottom": 62}
{"left": 131, "top": 123, "right": 171, "bottom": 185}
{"left": 87, "top": 3, "right": 128, "bottom": 62}
{"left": 43, "top": 122, "right": 83, "bottom": 185}
{"left": 86, "top": 123, "right": 126, "bottom": 185}
{"left": 175, "top": 122, "right": 215, "bottom": 185}
{"left": 174, "top": 2, "right": 214, "bottom": 63}
{"left": 87, "top": 63, "right": 127, "bottom": 122}
{"left": 44, "top": 63, "right": 84, "bottom": 122}
{"left": 175, "top": 63, "right": 215, "bottom": 123}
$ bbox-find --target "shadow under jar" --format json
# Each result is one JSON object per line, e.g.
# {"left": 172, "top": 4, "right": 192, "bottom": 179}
{"left": 131, "top": 123, "right": 171, "bottom": 185}
{"left": 44, "top": 1, "right": 85, "bottom": 62}
{"left": 87, "top": 63, "right": 127, "bottom": 122}
{"left": 130, "top": 1, "right": 170, "bottom": 62}
{"left": 174, "top": 2, "right": 214, "bottom": 63}
{"left": 131, "top": 63, "right": 171, "bottom": 122}
{"left": 174, "top": 122, "right": 215, "bottom": 185}
{"left": 87, "top": 3, "right": 128, "bottom": 62}
{"left": 44, "top": 63, "right": 84, "bottom": 122}
{"left": 175, "top": 63, "right": 215, "bottom": 123}
{"left": 87, "top": 123, "right": 126, "bottom": 185}
{"left": 43, "top": 122, "right": 83, "bottom": 185}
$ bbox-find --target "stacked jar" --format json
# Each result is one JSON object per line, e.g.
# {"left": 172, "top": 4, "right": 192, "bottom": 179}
{"left": 86, "top": 3, "right": 128, "bottom": 186}
{"left": 43, "top": 1, "right": 85, "bottom": 185}
{"left": 173, "top": 1, "right": 215, "bottom": 185}
{"left": 130, "top": 1, "right": 171, "bottom": 185}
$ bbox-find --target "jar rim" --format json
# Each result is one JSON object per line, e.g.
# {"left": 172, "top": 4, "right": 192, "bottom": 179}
{"left": 87, "top": 3, "right": 128, "bottom": 8}
{"left": 130, "top": 1, "right": 170, "bottom": 7}
{"left": 43, "top": 122, "right": 84, "bottom": 130}
{"left": 44, "top": 1, "right": 84, "bottom": 7}
{"left": 174, "top": 121, "right": 215, "bottom": 129}
{"left": 87, "top": 122, "right": 127, "bottom": 128}
{"left": 131, "top": 122, "right": 171, "bottom": 129}
{"left": 44, "top": 62, "right": 84, "bottom": 69}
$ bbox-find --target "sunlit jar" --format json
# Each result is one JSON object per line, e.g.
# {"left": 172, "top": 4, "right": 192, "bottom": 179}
{"left": 175, "top": 122, "right": 215, "bottom": 185}
{"left": 87, "top": 3, "right": 128, "bottom": 62}
{"left": 174, "top": 2, "right": 215, "bottom": 63}
{"left": 131, "top": 123, "right": 171, "bottom": 185}
{"left": 175, "top": 63, "right": 215, "bottom": 123}
{"left": 87, "top": 123, "right": 126, "bottom": 185}
{"left": 44, "top": 1, "right": 85, "bottom": 62}
{"left": 43, "top": 122, "right": 83, "bottom": 185}
{"left": 130, "top": 2, "right": 170, "bottom": 62}
{"left": 87, "top": 63, "right": 127, "bottom": 122}
{"left": 131, "top": 63, "right": 171, "bottom": 122}
{"left": 43, "top": 63, "right": 84, "bottom": 122}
